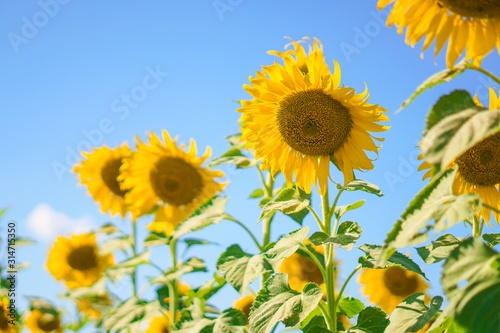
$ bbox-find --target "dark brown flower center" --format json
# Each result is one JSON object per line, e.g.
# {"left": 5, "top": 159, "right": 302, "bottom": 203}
{"left": 101, "top": 158, "right": 127, "bottom": 197}
{"left": 67, "top": 245, "right": 98, "bottom": 271}
{"left": 456, "top": 133, "right": 500, "bottom": 186}
{"left": 150, "top": 157, "right": 203, "bottom": 206}
{"left": 277, "top": 89, "right": 352, "bottom": 156}
{"left": 0, "top": 307, "right": 8, "bottom": 329}
{"left": 383, "top": 266, "right": 418, "bottom": 297}
{"left": 439, "top": 0, "right": 500, "bottom": 19}
{"left": 37, "top": 313, "right": 60, "bottom": 332}
{"left": 296, "top": 254, "right": 324, "bottom": 285}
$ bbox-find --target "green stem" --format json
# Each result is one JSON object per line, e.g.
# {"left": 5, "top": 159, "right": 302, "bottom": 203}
{"left": 300, "top": 244, "right": 326, "bottom": 278}
{"left": 307, "top": 205, "right": 324, "bottom": 230}
{"left": 322, "top": 190, "right": 331, "bottom": 234}
{"left": 169, "top": 239, "right": 179, "bottom": 325}
{"left": 317, "top": 301, "right": 333, "bottom": 327}
{"left": 330, "top": 187, "right": 344, "bottom": 234}
{"left": 130, "top": 220, "right": 138, "bottom": 297}
{"left": 261, "top": 171, "right": 275, "bottom": 285}
{"left": 472, "top": 216, "right": 481, "bottom": 237}
{"left": 335, "top": 265, "right": 361, "bottom": 309}
{"left": 469, "top": 65, "right": 500, "bottom": 86}
{"left": 224, "top": 215, "right": 263, "bottom": 251}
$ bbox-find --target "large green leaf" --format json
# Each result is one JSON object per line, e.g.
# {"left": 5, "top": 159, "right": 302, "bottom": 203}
{"left": 309, "top": 221, "right": 362, "bottom": 251}
{"left": 338, "top": 297, "right": 365, "bottom": 318}
{"left": 213, "top": 308, "right": 247, "bottom": 333}
{"left": 348, "top": 307, "right": 389, "bottom": 333}
{"left": 377, "top": 169, "right": 479, "bottom": 265}
{"left": 104, "top": 298, "right": 157, "bottom": 332}
{"left": 421, "top": 107, "right": 500, "bottom": 170}
{"left": 385, "top": 294, "right": 443, "bottom": 333}
{"left": 426, "top": 90, "right": 480, "bottom": 131}
{"left": 482, "top": 233, "right": 500, "bottom": 247}
{"left": 416, "top": 234, "right": 462, "bottom": 264}
{"left": 398, "top": 60, "right": 470, "bottom": 113}
{"left": 172, "top": 196, "right": 227, "bottom": 240}
{"left": 249, "top": 273, "right": 323, "bottom": 333}
{"left": 265, "top": 227, "right": 309, "bottom": 269}
{"left": 217, "top": 244, "right": 270, "bottom": 294}
{"left": 259, "top": 187, "right": 310, "bottom": 224}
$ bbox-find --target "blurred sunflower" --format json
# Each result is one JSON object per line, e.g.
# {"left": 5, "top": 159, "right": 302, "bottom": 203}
{"left": 120, "top": 130, "right": 226, "bottom": 235}
{"left": 24, "top": 309, "right": 62, "bottom": 333}
{"left": 0, "top": 297, "right": 18, "bottom": 333}
{"left": 76, "top": 294, "right": 113, "bottom": 321}
{"left": 359, "top": 266, "right": 429, "bottom": 313}
{"left": 238, "top": 38, "right": 389, "bottom": 194}
{"left": 46, "top": 234, "right": 114, "bottom": 289}
{"left": 145, "top": 314, "right": 171, "bottom": 333}
{"left": 419, "top": 88, "right": 500, "bottom": 224}
{"left": 73, "top": 143, "right": 132, "bottom": 218}
{"left": 378, "top": 0, "right": 500, "bottom": 67}
{"left": 279, "top": 240, "right": 332, "bottom": 296}
{"left": 233, "top": 294, "right": 254, "bottom": 324}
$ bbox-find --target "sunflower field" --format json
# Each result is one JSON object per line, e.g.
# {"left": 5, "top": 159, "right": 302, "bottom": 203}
{"left": 1, "top": 1, "right": 499, "bottom": 333}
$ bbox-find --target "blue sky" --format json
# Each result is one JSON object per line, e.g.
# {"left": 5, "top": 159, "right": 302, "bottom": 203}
{"left": 1, "top": 0, "right": 499, "bottom": 331}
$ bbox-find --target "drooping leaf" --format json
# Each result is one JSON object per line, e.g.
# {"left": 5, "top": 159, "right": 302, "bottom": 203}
{"left": 398, "top": 60, "right": 470, "bottom": 113}
{"left": 482, "top": 233, "right": 500, "bottom": 247}
{"left": 249, "top": 273, "right": 323, "bottom": 333}
{"left": 265, "top": 227, "right": 309, "bottom": 269}
{"left": 386, "top": 294, "right": 443, "bottom": 333}
{"left": 359, "top": 244, "right": 426, "bottom": 279}
{"left": 416, "top": 234, "right": 462, "bottom": 264}
{"left": 143, "top": 231, "right": 170, "bottom": 247}
{"left": 172, "top": 196, "right": 227, "bottom": 240}
{"left": 309, "top": 221, "right": 361, "bottom": 251}
{"left": 217, "top": 244, "right": 270, "bottom": 294}
{"left": 349, "top": 307, "right": 389, "bottom": 333}
{"left": 342, "top": 179, "right": 383, "bottom": 197}
{"left": 183, "top": 238, "right": 218, "bottom": 251}
{"left": 259, "top": 187, "right": 310, "bottom": 224}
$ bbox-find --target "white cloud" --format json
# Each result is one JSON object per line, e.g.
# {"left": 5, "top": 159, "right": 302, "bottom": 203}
{"left": 26, "top": 204, "right": 96, "bottom": 242}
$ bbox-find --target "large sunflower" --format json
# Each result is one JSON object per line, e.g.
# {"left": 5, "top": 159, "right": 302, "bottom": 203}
{"left": 359, "top": 266, "right": 429, "bottom": 313}
{"left": 0, "top": 297, "right": 18, "bottom": 333}
{"left": 73, "top": 143, "right": 132, "bottom": 218}
{"left": 145, "top": 314, "right": 171, "bottom": 333}
{"left": 378, "top": 0, "right": 500, "bottom": 67}
{"left": 238, "top": 38, "right": 389, "bottom": 194}
{"left": 46, "top": 233, "right": 114, "bottom": 289}
{"left": 120, "top": 130, "right": 226, "bottom": 235}
{"left": 24, "top": 309, "right": 62, "bottom": 333}
{"left": 419, "top": 88, "right": 500, "bottom": 224}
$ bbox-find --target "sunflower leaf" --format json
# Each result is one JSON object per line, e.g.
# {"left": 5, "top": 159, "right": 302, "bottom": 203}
{"left": 421, "top": 107, "right": 500, "bottom": 171}
{"left": 248, "top": 273, "right": 323, "bottom": 333}
{"left": 334, "top": 200, "right": 365, "bottom": 219}
{"left": 426, "top": 90, "right": 480, "bottom": 131}
{"left": 103, "top": 297, "right": 154, "bottom": 332}
{"left": 260, "top": 187, "right": 311, "bottom": 224}
{"left": 217, "top": 244, "right": 271, "bottom": 294}
{"left": 349, "top": 306, "right": 389, "bottom": 333}
{"left": 213, "top": 308, "right": 247, "bottom": 333}
{"left": 386, "top": 294, "right": 443, "bottom": 333}
{"left": 342, "top": 179, "right": 383, "bottom": 197}
{"left": 416, "top": 234, "right": 462, "bottom": 264}
{"left": 152, "top": 257, "right": 207, "bottom": 285}
{"left": 398, "top": 60, "right": 469, "bottom": 113}
{"left": 377, "top": 168, "right": 479, "bottom": 265}
{"left": 338, "top": 297, "right": 365, "bottom": 318}
{"left": 106, "top": 251, "right": 150, "bottom": 281}
{"left": 265, "top": 227, "right": 309, "bottom": 269}
{"left": 359, "top": 244, "right": 426, "bottom": 278}
{"left": 172, "top": 196, "right": 227, "bottom": 240}
{"left": 143, "top": 231, "right": 169, "bottom": 247}
{"left": 482, "top": 233, "right": 500, "bottom": 247}
{"left": 210, "top": 147, "right": 257, "bottom": 169}
{"left": 186, "top": 273, "right": 226, "bottom": 304}
{"left": 309, "top": 221, "right": 361, "bottom": 251}
{"left": 249, "top": 188, "right": 265, "bottom": 199}
{"left": 428, "top": 238, "right": 500, "bottom": 333}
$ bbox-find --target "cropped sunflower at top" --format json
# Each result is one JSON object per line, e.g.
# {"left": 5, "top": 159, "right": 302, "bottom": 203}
{"left": 73, "top": 143, "right": 132, "bottom": 218}
{"left": 359, "top": 266, "right": 429, "bottom": 313}
{"left": 419, "top": 88, "right": 500, "bottom": 224}
{"left": 46, "top": 233, "right": 114, "bottom": 289}
{"left": 238, "top": 38, "right": 389, "bottom": 194}
{"left": 120, "top": 130, "right": 226, "bottom": 235}
{"left": 378, "top": 0, "right": 500, "bottom": 67}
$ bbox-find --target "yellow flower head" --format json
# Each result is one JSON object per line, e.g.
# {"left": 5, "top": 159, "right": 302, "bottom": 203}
{"left": 233, "top": 294, "right": 255, "bottom": 324}
{"left": 378, "top": 0, "right": 500, "bottom": 67}
{"left": 73, "top": 143, "right": 132, "bottom": 218}
{"left": 24, "top": 309, "right": 62, "bottom": 333}
{"left": 46, "top": 233, "right": 114, "bottom": 289}
{"left": 145, "top": 314, "right": 171, "bottom": 333}
{"left": 120, "top": 130, "right": 226, "bottom": 235}
{"left": 419, "top": 88, "right": 500, "bottom": 224}
{"left": 238, "top": 37, "right": 389, "bottom": 194}
{"left": 76, "top": 294, "right": 113, "bottom": 321}
{"left": 278, "top": 240, "right": 331, "bottom": 296}
{"left": 359, "top": 266, "right": 429, "bottom": 313}
{"left": 0, "top": 297, "right": 18, "bottom": 333}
